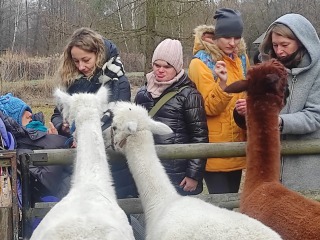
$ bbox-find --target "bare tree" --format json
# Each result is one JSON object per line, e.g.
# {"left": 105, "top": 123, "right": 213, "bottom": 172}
{"left": 2, "top": 0, "right": 320, "bottom": 70}
{"left": 144, "top": 0, "right": 157, "bottom": 73}
{"left": 11, "top": 0, "right": 23, "bottom": 51}
{"left": 25, "top": 0, "right": 29, "bottom": 50}
{"left": 115, "top": 0, "right": 129, "bottom": 52}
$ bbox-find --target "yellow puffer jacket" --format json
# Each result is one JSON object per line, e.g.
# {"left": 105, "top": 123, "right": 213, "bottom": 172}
{"left": 188, "top": 25, "right": 250, "bottom": 172}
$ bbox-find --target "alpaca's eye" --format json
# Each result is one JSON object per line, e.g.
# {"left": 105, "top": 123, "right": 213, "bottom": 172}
{"left": 112, "top": 126, "right": 117, "bottom": 131}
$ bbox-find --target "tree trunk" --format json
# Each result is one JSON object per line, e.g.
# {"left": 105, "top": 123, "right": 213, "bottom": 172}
{"left": 144, "top": 0, "right": 157, "bottom": 74}
{"left": 11, "top": 0, "right": 22, "bottom": 52}
{"left": 25, "top": 0, "right": 28, "bottom": 50}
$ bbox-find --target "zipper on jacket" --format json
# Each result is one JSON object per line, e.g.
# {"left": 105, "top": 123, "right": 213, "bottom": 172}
{"left": 280, "top": 74, "right": 297, "bottom": 182}
{"left": 286, "top": 75, "right": 297, "bottom": 114}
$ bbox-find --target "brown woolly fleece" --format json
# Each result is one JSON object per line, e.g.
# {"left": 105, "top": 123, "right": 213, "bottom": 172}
{"left": 225, "top": 59, "right": 320, "bottom": 240}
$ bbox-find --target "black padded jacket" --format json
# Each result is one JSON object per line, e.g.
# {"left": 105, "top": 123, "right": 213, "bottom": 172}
{"left": 51, "top": 39, "right": 131, "bottom": 133}
{"left": 50, "top": 39, "right": 137, "bottom": 199}
{"left": 135, "top": 73, "right": 208, "bottom": 195}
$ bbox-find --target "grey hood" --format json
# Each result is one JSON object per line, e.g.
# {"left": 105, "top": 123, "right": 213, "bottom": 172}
{"left": 262, "top": 13, "right": 320, "bottom": 75}
{"left": 267, "top": 15, "right": 320, "bottom": 192}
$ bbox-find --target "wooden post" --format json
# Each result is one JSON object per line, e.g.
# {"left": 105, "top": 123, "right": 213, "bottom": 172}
{"left": 0, "top": 208, "right": 13, "bottom": 240}
{"left": 0, "top": 151, "right": 19, "bottom": 240}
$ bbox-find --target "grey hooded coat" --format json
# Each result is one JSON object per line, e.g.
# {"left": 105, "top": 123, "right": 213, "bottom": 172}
{"left": 261, "top": 14, "right": 320, "bottom": 191}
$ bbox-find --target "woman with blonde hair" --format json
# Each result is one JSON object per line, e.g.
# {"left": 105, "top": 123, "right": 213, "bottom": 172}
{"left": 51, "top": 27, "right": 137, "bottom": 199}
{"left": 188, "top": 8, "right": 250, "bottom": 194}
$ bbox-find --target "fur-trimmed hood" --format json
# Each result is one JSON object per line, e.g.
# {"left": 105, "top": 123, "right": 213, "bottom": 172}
{"left": 192, "top": 24, "right": 247, "bottom": 61}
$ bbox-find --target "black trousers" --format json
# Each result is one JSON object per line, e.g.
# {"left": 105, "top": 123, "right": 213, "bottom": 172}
{"left": 204, "top": 170, "right": 242, "bottom": 194}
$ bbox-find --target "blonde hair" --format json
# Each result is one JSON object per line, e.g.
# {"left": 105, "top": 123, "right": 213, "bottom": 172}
{"left": 193, "top": 25, "right": 247, "bottom": 62}
{"left": 58, "top": 27, "right": 106, "bottom": 86}
{"left": 259, "top": 23, "right": 303, "bottom": 63}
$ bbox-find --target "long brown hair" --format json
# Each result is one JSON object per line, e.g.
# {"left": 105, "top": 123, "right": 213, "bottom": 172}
{"left": 58, "top": 27, "right": 107, "bottom": 86}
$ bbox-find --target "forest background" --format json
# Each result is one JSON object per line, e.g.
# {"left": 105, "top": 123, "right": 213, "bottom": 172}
{"left": 0, "top": 0, "right": 319, "bottom": 123}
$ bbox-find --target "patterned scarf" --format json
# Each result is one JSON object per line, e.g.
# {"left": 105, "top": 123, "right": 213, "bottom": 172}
{"left": 98, "top": 56, "right": 125, "bottom": 84}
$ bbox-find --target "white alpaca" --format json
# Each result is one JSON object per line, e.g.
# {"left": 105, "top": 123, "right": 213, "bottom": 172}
{"left": 30, "top": 87, "right": 134, "bottom": 240}
{"left": 103, "top": 102, "right": 282, "bottom": 240}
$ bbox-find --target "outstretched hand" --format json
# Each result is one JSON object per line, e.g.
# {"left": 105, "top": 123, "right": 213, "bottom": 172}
{"left": 47, "top": 122, "right": 58, "bottom": 135}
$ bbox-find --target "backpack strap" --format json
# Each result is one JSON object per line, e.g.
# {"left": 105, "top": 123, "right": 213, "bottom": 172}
{"left": 149, "top": 86, "right": 188, "bottom": 118}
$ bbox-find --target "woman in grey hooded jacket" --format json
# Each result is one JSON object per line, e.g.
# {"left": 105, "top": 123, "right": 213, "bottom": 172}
{"left": 236, "top": 13, "right": 320, "bottom": 191}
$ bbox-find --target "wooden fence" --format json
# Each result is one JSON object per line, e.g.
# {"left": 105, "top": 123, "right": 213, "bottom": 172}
{"left": 0, "top": 151, "right": 19, "bottom": 240}
{"left": 1, "top": 139, "right": 320, "bottom": 239}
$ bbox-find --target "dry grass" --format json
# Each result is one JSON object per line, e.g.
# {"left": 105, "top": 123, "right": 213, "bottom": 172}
{"left": 1, "top": 75, "right": 144, "bottom": 127}
{"left": 0, "top": 52, "right": 145, "bottom": 125}
{"left": 0, "top": 77, "right": 59, "bottom": 127}
{"left": 0, "top": 51, "right": 59, "bottom": 82}
{"left": 1, "top": 79, "right": 57, "bottom": 103}
{"left": 0, "top": 51, "right": 144, "bottom": 82}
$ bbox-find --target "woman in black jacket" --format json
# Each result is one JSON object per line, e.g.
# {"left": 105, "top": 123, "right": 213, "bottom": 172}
{"left": 51, "top": 27, "right": 137, "bottom": 199}
{"left": 135, "top": 39, "right": 208, "bottom": 195}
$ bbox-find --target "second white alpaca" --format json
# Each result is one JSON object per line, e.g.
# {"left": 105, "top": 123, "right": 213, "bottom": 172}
{"left": 103, "top": 102, "right": 282, "bottom": 240}
{"left": 30, "top": 87, "right": 134, "bottom": 240}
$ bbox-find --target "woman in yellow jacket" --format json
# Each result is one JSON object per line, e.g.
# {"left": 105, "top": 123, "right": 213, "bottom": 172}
{"left": 188, "top": 8, "right": 250, "bottom": 194}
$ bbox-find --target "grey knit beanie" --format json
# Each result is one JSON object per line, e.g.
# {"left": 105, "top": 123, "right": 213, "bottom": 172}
{"left": 214, "top": 8, "right": 243, "bottom": 38}
{"left": 152, "top": 39, "right": 183, "bottom": 73}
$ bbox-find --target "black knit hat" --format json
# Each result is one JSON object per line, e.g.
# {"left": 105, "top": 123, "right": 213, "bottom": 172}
{"left": 214, "top": 8, "right": 243, "bottom": 38}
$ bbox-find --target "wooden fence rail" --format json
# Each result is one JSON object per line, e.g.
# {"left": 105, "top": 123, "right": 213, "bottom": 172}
{"left": 28, "top": 139, "right": 320, "bottom": 166}
{"left": 2, "top": 139, "right": 320, "bottom": 239}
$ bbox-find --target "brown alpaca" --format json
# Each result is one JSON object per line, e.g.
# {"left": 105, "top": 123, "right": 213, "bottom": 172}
{"left": 225, "top": 59, "right": 320, "bottom": 240}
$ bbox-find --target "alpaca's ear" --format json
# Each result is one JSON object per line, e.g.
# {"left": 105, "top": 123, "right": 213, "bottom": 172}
{"left": 96, "top": 86, "right": 109, "bottom": 107}
{"left": 54, "top": 88, "right": 71, "bottom": 121}
{"left": 148, "top": 119, "right": 173, "bottom": 135}
{"left": 224, "top": 80, "right": 248, "bottom": 93}
{"left": 54, "top": 88, "right": 71, "bottom": 110}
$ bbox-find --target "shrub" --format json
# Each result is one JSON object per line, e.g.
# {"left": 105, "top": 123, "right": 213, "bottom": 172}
{"left": 0, "top": 51, "right": 60, "bottom": 82}
{"left": 120, "top": 52, "right": 145, "bottom": 72}
{"left": 0, "top": 51, "right": 145, "bottom": 105}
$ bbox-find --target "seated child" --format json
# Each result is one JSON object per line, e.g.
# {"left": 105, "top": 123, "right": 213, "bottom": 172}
{"left": 0, "top": 93, "right": 72, "bottom": 201}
